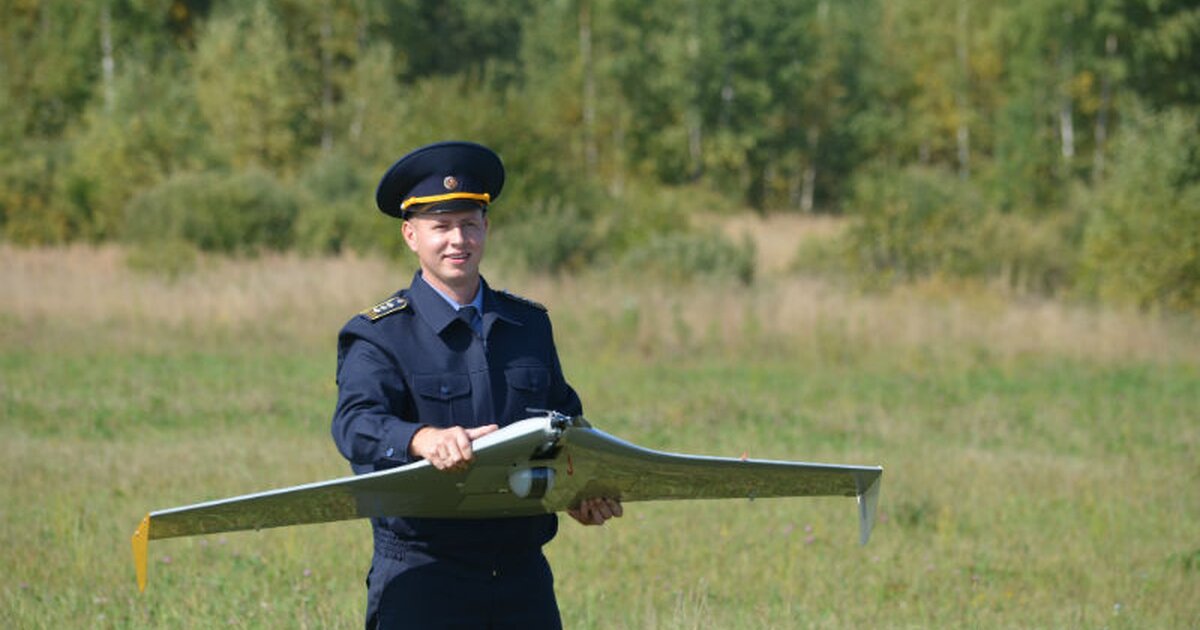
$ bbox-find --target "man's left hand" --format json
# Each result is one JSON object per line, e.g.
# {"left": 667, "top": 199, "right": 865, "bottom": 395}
{"left": 568, "top": 497, "right": 623, "bottom": 526}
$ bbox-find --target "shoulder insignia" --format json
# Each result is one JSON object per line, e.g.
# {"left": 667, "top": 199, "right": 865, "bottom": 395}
{"left": 497, "top": 289, "right": 547, "bottom": 312}
{"left": 360, "top": 296, "right": 409, "bottom": 321}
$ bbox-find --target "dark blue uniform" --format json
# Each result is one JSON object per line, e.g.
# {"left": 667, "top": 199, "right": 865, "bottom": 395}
{"left": 332, "top": 271, "right": 582, "bottom": 629}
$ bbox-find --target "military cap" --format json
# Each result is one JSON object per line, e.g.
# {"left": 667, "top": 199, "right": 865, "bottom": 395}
{"left": 375, "top": 141, "right": 505, "bottom": 219}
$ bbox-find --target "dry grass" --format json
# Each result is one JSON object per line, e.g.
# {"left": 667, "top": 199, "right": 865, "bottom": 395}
{"left": 526, "top": 273, "right": 1200, "bottom": 367}
{"left": 1, "top": 244, "right": 408, "bottom": 351}
{"left": 0, "top": 243, "right": 399, "bottom": 325}
{"left": 4, "top": 243, "right": 1197, "bottom": 366}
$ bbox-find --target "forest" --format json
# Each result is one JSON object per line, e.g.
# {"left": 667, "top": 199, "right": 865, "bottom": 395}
{"left": 2, "top": 0, "right": 1198, "bottom": 309}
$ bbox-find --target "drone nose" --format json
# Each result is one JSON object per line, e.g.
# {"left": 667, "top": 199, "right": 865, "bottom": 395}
{"left": 508, "top": 467, "right": 556, "bottom": 499}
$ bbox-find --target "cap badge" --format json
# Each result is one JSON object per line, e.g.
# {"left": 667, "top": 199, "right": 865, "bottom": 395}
{"left": 443, "top": 176, "right": 459, "bottom": 191}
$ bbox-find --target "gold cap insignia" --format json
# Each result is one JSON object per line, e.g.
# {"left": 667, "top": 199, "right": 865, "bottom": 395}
{"left": 443, "top": 176, "right": 459, "bottom": 191}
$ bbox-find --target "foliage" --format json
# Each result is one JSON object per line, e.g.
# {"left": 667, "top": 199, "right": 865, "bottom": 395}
{"left": 1079, "top": 104, "right": 1200, "bottom": 311}
{"left": 489, "top": 200, "right": 599, "bottom": 274}
{"left": 124, "top": 238, "right": 201, "bottom": 279}
{"left": 62, "top": 56, "right": 210, "bottom": 243}
{"left": 618, "top": 230, "right": 756, "bottom": 285}
{"left": 191, "top": 2, "right": 306, "bottom": 171}
{"left": 290, "top": 150, "right": 409, "bottom": 256}
{"left": 846, "top": 167, "right": 987, "bottom": 282}
{"left": 843, "top": 166, "right": 1082, "bottom": 292}
{"left": 0, "top": 141, "right": 73, "bottom": 244}
{"left": 123, "top": 170, "right": 301, "bottom": 254}
{"left": 1, "top": 0, "right": 1199, "bottom": 305}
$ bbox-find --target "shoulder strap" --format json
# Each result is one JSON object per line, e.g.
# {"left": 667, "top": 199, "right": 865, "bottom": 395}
{"left": 360, "top": 295, "right": 410, "bottom": 321}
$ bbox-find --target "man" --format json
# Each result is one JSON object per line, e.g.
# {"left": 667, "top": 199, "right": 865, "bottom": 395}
{"left": 331, "top": 141, "right": 622, "bottom": 629}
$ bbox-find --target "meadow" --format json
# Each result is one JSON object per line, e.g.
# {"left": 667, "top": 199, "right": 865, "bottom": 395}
{"left": 2, "top": 239, "right": 1198, "bottom": 628}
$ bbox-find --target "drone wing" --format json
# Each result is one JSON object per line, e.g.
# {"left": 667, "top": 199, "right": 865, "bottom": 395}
{"left": 132, "top": 415, "right": 882, "bottom": 591}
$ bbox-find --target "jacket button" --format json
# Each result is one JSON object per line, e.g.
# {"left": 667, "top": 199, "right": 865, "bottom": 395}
{"left": 440, "top": 384, "right": 449, "bottom": 395}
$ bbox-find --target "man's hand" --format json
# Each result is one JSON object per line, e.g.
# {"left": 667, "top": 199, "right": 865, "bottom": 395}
{"left": 409, "top": 424, "right": 499, "bottom": 472}
{"left": 568, "top": 497, "right": 623, "bottom": 526}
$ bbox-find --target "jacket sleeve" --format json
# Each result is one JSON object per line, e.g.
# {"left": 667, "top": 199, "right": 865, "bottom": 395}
{"left": 331, "top": 327, "right": 424, "bottom": 469}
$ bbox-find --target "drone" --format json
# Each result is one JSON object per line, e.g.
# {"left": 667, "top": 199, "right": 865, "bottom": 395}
{"left": 132, "top": 412, "right": 882, "bottom": 591}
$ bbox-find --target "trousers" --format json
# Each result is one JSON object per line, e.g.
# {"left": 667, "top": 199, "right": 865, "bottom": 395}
{"left": 366, "top": 545, "right": 562, "bottom": 629}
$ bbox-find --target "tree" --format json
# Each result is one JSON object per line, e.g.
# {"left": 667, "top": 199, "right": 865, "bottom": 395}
{"left": 191, "top": 2, "right": 306, "bottom": 171}
{"left": 1080, "top": 105, "right": 1200, "bottom": 311}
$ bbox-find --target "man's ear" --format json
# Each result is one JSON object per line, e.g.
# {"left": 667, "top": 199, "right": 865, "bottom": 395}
{"left": 401, "top": 220, "right": 418, "bottom": 252}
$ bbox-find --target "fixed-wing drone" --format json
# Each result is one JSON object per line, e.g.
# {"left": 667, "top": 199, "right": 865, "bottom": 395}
{"left": 132, "top": 412, "right": 882, "bottom": 591}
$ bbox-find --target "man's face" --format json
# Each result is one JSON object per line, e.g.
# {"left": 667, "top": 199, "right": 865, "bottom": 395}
{"left": 401, "top": 209, "right": 488, "bottom": 296}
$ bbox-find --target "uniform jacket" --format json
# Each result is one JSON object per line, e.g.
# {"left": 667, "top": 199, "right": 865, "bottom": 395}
{"left": 331, "top": 272, "right": 582, "bottom": 554}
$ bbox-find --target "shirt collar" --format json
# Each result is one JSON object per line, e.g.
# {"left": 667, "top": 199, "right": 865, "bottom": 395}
{"left": 411, "top": 271, "right": 499, "bottom": 335}
{"left": 419, "top": 272, "right": 484, "bottom": 312}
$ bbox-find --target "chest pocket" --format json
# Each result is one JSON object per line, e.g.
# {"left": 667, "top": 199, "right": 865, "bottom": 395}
{"left": 413, "top": 374, "right": 472, "bottom": 427}
{"left": 505, "top": 366, "right": 550, "bottom": 416}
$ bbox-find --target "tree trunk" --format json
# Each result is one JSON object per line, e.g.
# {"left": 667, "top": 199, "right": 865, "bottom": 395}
{"left": 579, "top": 0, "right": 598, "bottom": 173}
{"left": 1058, "top": 10, "right": 1075, "bottom": 163}
{"left": 349, "top": 4, "right": 368, "bottom": 144}
{"left": 100, "top": 2, "right": 115, "bottom": 112}
{"left": 801, "top": 124, "right": 819, "bottom": 213}
{"left": 320, "top": 11, "right": 334, "bottom": 153}
{"left": 610, "top": 117, "right": 625, "bottom": 196}
{"left": 1058, "top": 102, "right": 1075, "bottom": 160}
{"left": 686, "top": 0, "right": 703, "bottom": 180}
{"left": 955, "top": 0, "right": 971, "bottom": 180}
{"left": 1093, "top": 33, "right": 1117, "bottom": 182}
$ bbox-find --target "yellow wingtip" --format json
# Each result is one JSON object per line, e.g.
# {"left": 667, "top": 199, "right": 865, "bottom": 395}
{"left": 132, "top": 514, "right": 151, "bottom": 592}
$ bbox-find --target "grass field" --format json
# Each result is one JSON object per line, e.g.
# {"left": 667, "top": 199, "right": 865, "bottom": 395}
{"left": 2, "top": 242, "right": 1198, "bottom": 628}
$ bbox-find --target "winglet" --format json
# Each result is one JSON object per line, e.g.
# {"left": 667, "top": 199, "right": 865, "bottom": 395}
{"left": 856, "top": 472, "right": 882, "bottom": 545}
{"left": 132, "top": 513, "right": 151, "bottom": 592}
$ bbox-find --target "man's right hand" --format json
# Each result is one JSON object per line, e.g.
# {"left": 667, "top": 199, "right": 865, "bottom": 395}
{"left": 409, "top": 424, "right": 499, "bottom": 472}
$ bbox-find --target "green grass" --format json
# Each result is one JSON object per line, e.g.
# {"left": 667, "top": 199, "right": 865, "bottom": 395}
{"left": 2, "top": 251, "right": 1198, "bottom": 628}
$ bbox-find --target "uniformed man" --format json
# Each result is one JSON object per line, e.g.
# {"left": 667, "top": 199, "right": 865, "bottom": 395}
{"left": 331, "top": 141, "right": 622, "bottom": 629}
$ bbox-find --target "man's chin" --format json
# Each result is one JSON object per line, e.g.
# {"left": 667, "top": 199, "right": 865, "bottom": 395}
{"left": 441, "top": 263, "right": 476, "bottom": 277}
{"left": 431, "top": 265, "right": 479, "bottom": 286}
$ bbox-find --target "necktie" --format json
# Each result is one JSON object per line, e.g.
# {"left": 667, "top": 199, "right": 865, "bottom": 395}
{"left": 457, "top": 306, "right": 480, "bottom": 336}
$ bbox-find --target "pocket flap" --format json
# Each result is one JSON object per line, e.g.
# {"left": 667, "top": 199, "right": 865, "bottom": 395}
{"left": 506, "top": 366, "right": 550, "bottom": 392}
{"left": 414, "top": 374, "right": 471, "bottom": 400}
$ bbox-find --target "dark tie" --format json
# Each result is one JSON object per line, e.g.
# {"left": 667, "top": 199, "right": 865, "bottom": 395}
{"left": 457, "top": 306, "right": 480, "bottom": 335}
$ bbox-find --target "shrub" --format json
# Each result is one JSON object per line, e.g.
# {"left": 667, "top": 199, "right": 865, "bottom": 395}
{"left": 291, "top": 153, "right": 408, "bottom": 256}
{"left": 123, "top": 238, "right": 200, "bottom": 279}
{"left": 489, "top": 178, "right": 752, "bottom": 280}
{"left": 791, "top": 232, "right": 852, "bottom": 277}
{"left": 0, "top": 147, "right": 72, "bottom": 244}
{"left": 618, "top": 229, "right": 756, "bottom": 285}
{"left": 293, "top": 198, "right": 409, "bottom": 257}
{"left": 123, "top": 170, "right": 300, "bottom": 254}
{"left": 844, "top": 166, "right": 989, "bottom": 283}
{"left": 487, "top": 199, "right": 598, "bottom": 273}
{"left": 843, "top": 166, "right": 1080, "bottom": 293}
{"left": 1079, "top": 105, "right": 1200, "bottom": 312}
